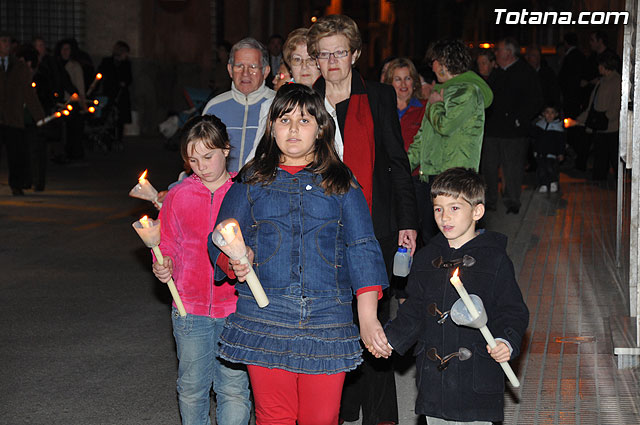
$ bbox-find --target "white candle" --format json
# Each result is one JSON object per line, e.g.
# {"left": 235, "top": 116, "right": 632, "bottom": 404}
{"left": 133, "top": 216, "right": 187, "bottom": 317}
{"left": 212, "top": 219, "right": 269, "bottom": 308}
{"left": 449, "top": 268, "right": 520, "bottom": 388}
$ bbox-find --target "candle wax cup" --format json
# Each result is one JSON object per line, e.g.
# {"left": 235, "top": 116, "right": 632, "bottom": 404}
{"left": 132, "top": 219, "right": 161, "bottom": 248}
{"left": 129, "top": 179, "right": 159, "bottom": 201}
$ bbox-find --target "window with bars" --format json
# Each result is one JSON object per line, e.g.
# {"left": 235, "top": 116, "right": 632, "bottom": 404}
{"left": 0, "top": 0, "right": 85, "bottom": 50}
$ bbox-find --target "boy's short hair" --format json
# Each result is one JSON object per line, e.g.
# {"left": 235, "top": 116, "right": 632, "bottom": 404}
{"left": 431, "top": 167, "right": 486, "bottom": 206}
{"left": 543, "top": 103, "right": 560, "bottom": 114}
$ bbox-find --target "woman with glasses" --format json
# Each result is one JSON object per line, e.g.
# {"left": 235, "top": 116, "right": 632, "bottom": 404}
{"left": 308, "top": 14, "right": 418, "bottom": 425}
{"left": 282, "top": 28, "right": 321, "bottom": 87}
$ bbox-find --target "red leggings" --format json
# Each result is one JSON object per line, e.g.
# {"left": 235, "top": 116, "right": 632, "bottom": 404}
{"left": 247, "top": 365, "right": 346, "bottom": 425}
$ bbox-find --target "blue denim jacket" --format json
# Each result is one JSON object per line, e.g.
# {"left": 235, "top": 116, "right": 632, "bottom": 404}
{"left": 209, "top": 168, "right": 389, "bottom": 300}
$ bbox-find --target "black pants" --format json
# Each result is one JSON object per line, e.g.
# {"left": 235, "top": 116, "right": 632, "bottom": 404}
{"left": 535, "top": 155, "right": 559, "bottom": 186}
{"left": 592, "top": 131, "right": 618, "bottom": 180}
{"left": 0, "top": 125, "right": 28, "bottom": 190}
{"left": 568, "top": 126, "right": 589, "bottom": 171}
{"left": 24, "top": 127, "right": 48, "bottom": 190}
{"left": 340, "top": 234, "right": 398, "bottom": 425}
{"left": 481, "top": 136, "right": 528, "bottom": 209}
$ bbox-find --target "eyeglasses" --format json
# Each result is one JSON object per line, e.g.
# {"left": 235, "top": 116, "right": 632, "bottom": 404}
{"left": 427, "top": 303, "right": 450, "bottom": 325}
{"left": 431, "top": 254, "right": 476, "bottom": 269}
{"left": 427, "top": 347, "right": 472, "bottom": 371}
{"left": 232, "top": 63, "right": 262, "bottom": 75}
{"left": 290, "top": 56, "right": 316, "bottom": 67}
{"left": 315, "top": 49, "right": 350, "bottom": 60}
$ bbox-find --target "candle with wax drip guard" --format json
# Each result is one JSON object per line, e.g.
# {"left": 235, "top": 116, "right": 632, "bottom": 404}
{"left": 134, "top": 215, "right": 187, "bottom": 316}
{"left": 212, "top": 219, "right": 269, "bottom": 308}
{"left": 129, "top": 169, "right": 162, "bottom": 208}
{"left": 450, "top": 268, "right": 520, "bottom": 387}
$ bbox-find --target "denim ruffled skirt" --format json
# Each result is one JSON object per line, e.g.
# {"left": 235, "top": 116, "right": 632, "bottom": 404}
{"left": 219, "top": 292, "right": 363, "bottom": 374}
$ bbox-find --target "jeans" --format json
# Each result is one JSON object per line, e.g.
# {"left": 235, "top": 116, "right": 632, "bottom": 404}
{"left": 172, "top": 308, "right": 251, "bottom": 425}
{"left": 426, "top": 417, "right": 491, "bottom": 425}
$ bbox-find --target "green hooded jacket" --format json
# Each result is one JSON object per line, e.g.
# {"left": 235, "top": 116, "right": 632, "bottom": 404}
{"left": 408, "top": 71, "right": 493, "bottom": 180}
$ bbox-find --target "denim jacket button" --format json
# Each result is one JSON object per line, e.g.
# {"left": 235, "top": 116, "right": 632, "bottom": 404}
{"left": 305, "top": 185, "right": 312, "bottom": 191}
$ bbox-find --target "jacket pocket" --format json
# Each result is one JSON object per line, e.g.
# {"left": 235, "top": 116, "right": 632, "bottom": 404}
{"left": 472, "top": 342, "right": 505, "bottom": 394}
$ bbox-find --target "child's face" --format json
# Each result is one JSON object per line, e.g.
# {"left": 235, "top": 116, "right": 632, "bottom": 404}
{"left": 273, "top": 106, "right": 318, "bottom": 166}
{"left": 433, "top": 195, "right": 485, "bottom": 249}
{"left": 542, "top": 107, "right": 558, "bottom": 123}
{"left": 187, "top": 139, "right": 229, "bottom": 191}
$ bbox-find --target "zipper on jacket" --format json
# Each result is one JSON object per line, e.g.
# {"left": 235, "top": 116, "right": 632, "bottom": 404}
{"left": 238, "top": 99, "right": 249, "bottom": 170}
{"left": 209, "top": 191, "right": 215, "bottom": 316}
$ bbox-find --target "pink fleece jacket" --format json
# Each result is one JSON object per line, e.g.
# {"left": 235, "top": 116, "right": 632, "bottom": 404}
{"left": 156, "top": 173, "right": 237, "bottom": 318}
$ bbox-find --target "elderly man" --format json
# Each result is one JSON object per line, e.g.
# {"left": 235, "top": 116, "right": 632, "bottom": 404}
{"left": 482, "top": 37, "right": 543, "bottom": 214}
{"left": 0, "top": 31, "right": 45, "bottom": 196}
{"left": 202, "top": 37, "right": 274, "bottom": 172}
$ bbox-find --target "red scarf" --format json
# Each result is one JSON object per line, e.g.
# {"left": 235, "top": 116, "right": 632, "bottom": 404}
{"left": 342, "top": 91, "right": 375, "bottom": 211}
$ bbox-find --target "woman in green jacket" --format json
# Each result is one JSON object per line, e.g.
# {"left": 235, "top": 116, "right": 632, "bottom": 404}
{"left": 408, "top": 39, "right": 492, "bottom": 244}
{"left": 409, "top": 39, "right": 493, "bottom": 180}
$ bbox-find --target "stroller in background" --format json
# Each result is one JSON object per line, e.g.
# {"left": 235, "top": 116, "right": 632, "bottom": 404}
{"left": 159, "top": 87, "right": 212, "bottom": 151}
{"left": 86, "top": 87, "right": 124, "bottom": 153}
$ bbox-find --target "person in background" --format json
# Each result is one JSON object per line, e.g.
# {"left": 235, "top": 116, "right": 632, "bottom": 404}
{"left": 271, "top": 61, "right": 292, "bottom": 91}
{"left": 210, "top": 41, "right": 232, "bottom": 97}
{"left": 266, "top": 33, "right": 284, "bottom": 87}
{"left": 210, "top": 84, "right": 389, "bottom": 425}
{"left": 382, "top": 58, "right": 431, "bottom": 245}
{"left": 282, "top": 28, "right": 321, "bottom": 87}
{"left": 482, "top": 37, "right": 543, "bottom": 214}
{"left": 573, "top": 51, "right": 622, "bottom": 180}
{"left": 525, "top": 44, "right": 561, "bottom": 107}
{"left": 408, "top": 40, "right": 493, "bottom": 243}
{"left": 0, "top": 31, "right": 45, "bottom": 196}
{"left": 475, "top": 48, "right": 495, "bottom": 81}
{"left": 531, "top": 104, "right": 565, "bottom": 193}
{"left": 97, "top": 40, "right": 132, "bottom": 151}
{"left": 202, "top": 37, "right": 274, "bottom": 172}
{"left": 152, "top": 114, "right": 251, "bottom": 425}
{"left": 308, "top": 14, "right": 418, "bottom": 425}
{"left": 54, "top": 38, "right": 88, "bottom": 162}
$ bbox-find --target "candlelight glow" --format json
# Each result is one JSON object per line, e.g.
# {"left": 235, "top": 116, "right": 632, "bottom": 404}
{"left": 54, "top": 92, "right": 59, "bottom": 97}
{"left": 96, "top": 73, "right": 103, "bottom": 80}
{"left": 67, "top": 104, "right": 73, "bottom": 111}
{"left": 70, "top": 93, "right": 79, "bottom": 100}
{"left": 55, "top": 111, "right": 62, "bottom": 118}
{"left": 62, "top": 110, "right": 70, "bottom": 116}
{"left": 140, "top": 215, "right": 150, "bottom": 228}
{"left": 564, "top": 118, "right": 569, "bottom": 128}
{"left": 88, "top": 106, "right": 96, "bottom": 113}
{"left": 453, "top": 267, "right": 459, "bottom": 278}
{"left": 139, "top": 169, "right": 148, "bottom": 181}
{"left": 31, "top": 82, "right": 36, "bottom": 88}
{"left": 93, "top": 99, "right": 99, "bottom": 105}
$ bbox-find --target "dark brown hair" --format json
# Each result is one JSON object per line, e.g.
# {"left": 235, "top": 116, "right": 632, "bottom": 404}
{"left": 431, "top": 167, "right": 486, "bottom": 206}
{"left": 241, "top": 83, "right": 354, "bottom": 195}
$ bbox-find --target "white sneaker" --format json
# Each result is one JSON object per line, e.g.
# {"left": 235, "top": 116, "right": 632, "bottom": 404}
{"left": 539, "top": 185, "right": 548, "bottom": 193}
{"left": 550, "top": 182, "right": 558, "bottom": 193}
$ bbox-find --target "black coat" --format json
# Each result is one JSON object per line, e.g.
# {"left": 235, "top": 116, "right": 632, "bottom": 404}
{"left": 558, "top": 47, "right": 588, "bottom": 118}
{"left": 485, "top": 59, "right": 543, "bottom": 138}
{"left": 313, "top": 71, "right": 418, "bottom": 245}
{"left": 385, "top": 231, "right": 529, "bottom": 422}
{"left": 97, "top": 56, "right": 132, "bottom": 123}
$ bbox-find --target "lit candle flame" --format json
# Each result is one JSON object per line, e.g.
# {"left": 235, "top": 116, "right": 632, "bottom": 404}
{"left": 453, "top": 267, "right": 459, "bottom": 278}
{"left": 31, "top": 82, "right": 36, "bottom": 88}
{"left": 70, "top": 93, "right": 79, "bottom": 101}
{"left": 55, "top": 111, "right": 62, "bottom": 118}
{"left": 96, "top": 73, "right": 103, "bottom": 80}
{"left": 88, "top": 106, "right": 96, "bottom": 113}
{"left": 54, "top": 92, "right": 59, "bottom": 97}
{"left": 67, "top": 104, "right": 73, "bottom": 111}
{"left": 139, "top": 169, "right": 148, "bottom": 181}
{"left": 93, "top": 99, "right": 99, "bottom": 105}
{"left": 140, "top": 215, "right": 150, "bottom": 228}
{"left": 62, "top": 110, "right": 70, "bottom": 116}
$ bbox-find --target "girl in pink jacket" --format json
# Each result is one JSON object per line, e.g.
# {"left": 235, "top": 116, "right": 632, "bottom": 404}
{"left": 152, "top": 115, "right": 250, "bottom": 425}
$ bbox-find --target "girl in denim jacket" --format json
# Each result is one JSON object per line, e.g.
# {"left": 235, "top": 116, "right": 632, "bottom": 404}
{"left": 208, "top": 84, "right": 389, "bottom": 425}
{"left": 152, "top": 115, "right": 251, "bottom": 425}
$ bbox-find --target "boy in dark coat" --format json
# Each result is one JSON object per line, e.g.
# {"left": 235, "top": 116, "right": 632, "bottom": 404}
{"left": 532, "top": 104, "right": 565, "bottom": 193}
{"left": 378, "top": 167, "right": 529, "bottom": 424}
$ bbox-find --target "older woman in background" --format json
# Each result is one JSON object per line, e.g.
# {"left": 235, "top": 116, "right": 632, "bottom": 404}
{"left": 476, "top": 48, "right": 496, "bottom": 81}
{"left": 308, "top": 14, "right": 418, "bottom": 425}
{"left": 382, "top": 58, "right": 433, "bottom": 244}
{"left": 408, "top": 39, "right": 493, "bottom": 242}
{"left": 282, "top": 28, "right": 321, "bottom": 87}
